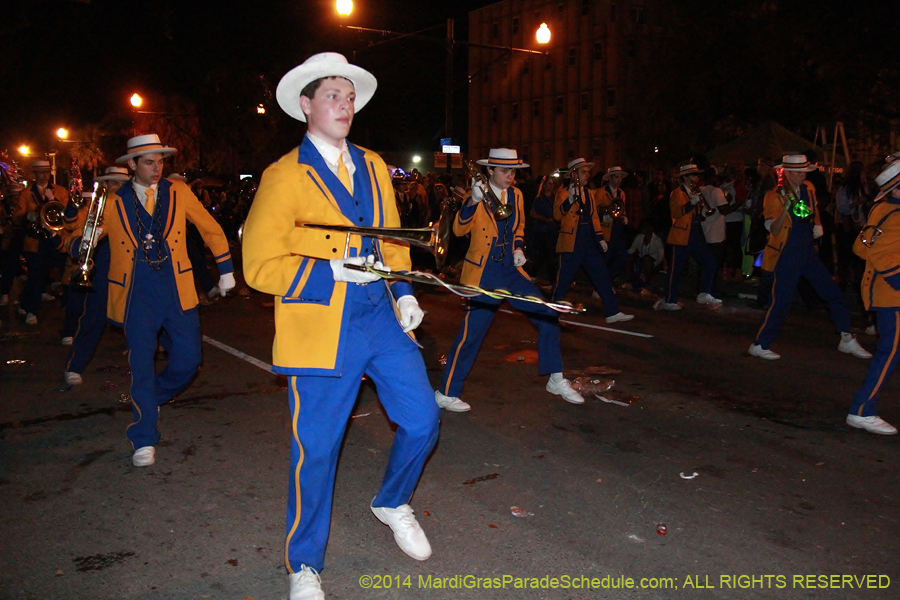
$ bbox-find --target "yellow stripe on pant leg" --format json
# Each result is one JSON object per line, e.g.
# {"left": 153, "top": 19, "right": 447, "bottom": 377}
{"left": 442, "top": 308, "right": 471, "bottom": 396}
{"left": 124, "top": 348, "right": 140, "bottom": 451}
{"left": 284, "top": 375, "right": 305, "bottom": 573}
{"left": 755, "top": 271, "right": 779, "bottom": 343}
{"left": 863, "top": 312, "right": 900, "bottom": 409}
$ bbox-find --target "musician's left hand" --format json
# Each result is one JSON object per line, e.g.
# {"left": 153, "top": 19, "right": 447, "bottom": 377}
{"left": 813, "top": 225, "right": 824, "bottom": 239}
{"left": 513, "top": 248, "right": 526, "bottom": 267}
{"left": 218, "top": 273, "right": 236, "bottom": 295}
{"left": 397, "top": 295, "right": 424, "bottom": 332}
{"left": 621, "top": 215, "right": 629, "bottom": 225}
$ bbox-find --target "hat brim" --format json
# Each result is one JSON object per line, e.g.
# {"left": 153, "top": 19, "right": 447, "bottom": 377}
{"left": 276, "top": 63, "right": 377, "bottom": 123}
{"left": 776, "top": 164, "right": 817, "bottom": 172}
{"left": 602, "top": 170, "right": 627, "bottom": 181}
{"left": 679, "top": 169, "right": 701, "bottom": 177}
{"left": 116, "top": 147, "right": 177, "bottom": 165}
{"left": 95, "top": 174, "right": 130, "bottom": 182}
{"left": 475, "top": 159, "right": 530, "bottom": 169}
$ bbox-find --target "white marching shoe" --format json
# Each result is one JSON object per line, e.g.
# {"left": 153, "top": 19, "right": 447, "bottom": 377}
{"left": 748, "top": 343, "right": 780, "bottom": 360}
{"left": 434, "top": 390, "right": 471, "bottom": 412}
{"left": 546, "top": 374, "right": 585, "bottom": 404}
{"left": 289, "top": 565, "right": 325, "bottom": 600}
{"left": 696, "top": 292, "right": 723, "bottom": 306}
{"left": 846, "top": 415, "right": 897, "bottom": 435}
{"left": 605, "top": 312, "right": 634, "bottom": 324}
{"left": 838, "top": 333, "right": 872, "bottom": 359}
{"left": 132, "top": 446, "right": 156, "bottom": 467}
{"left": 64, "top": 371, "right": 83, "bottom": 386}
{"left": 371, "top": 503, "right": 432, "bottom": 561}
{"left": 653, "top": 299, "right": 682, "bottom": 311}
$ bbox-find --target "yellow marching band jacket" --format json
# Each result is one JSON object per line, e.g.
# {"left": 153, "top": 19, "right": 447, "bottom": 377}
{"left": 454, "top": 186, "right": 526, "bottom": 287}
{"left": 667, "top": 185, "right": 698, "bottom": 246}
{"left": 760, "top": 180, "right": 822, "bottom": 272}
{"left": 242, "top": 140, "right": 413, "bottom": 376}
{"left": 69, "top": 178, "right": 233, "bottom": 326}
{"left": 15, "top": 183, "right": 70, "bottom": 253}
{"left": 854, "top": 198, "right": 900, "bottom": 310}
{"left": 595, "top": 185, "right": 625, "bottom": 241}
{"left": 552, "top": 185, "right": 604, "bottom": 253}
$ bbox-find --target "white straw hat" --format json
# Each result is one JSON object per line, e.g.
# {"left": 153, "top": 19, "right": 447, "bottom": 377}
{"left": 116, "top": 134, "right": 176, "bottom": 165}
{"left": 476, "top": 148, "right": 529, "bottom": 169}
{"left": 276, "top": 52, "right": 377, "bottom": 123}
{"left": 95, "top": 166, "right": 130, "bottom": 182}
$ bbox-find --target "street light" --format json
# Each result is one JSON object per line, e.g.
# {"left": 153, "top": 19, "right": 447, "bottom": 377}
{"left": 57, "top": 128, "right": 69, "bottom": 140}
{"left": 18, "top": 145, "right": 30, "bottom": 156}
{"left": 131, "top": 93, "right": 143, "bottom": 108}
{"left": 536, "top": 23, "right": 551, "bottom": 45}
{"left": 257, "top": 104, "right": 266, "bottom": 114}
{"left": 412, "top": 155, "right": 421, "bottom": 164}
{"left": 335, "top": 0, "right": 352, "bottom": 16}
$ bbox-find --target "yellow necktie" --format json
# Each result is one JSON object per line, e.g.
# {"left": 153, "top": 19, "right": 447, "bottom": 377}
{"left": 337, "top": 155, "right": 352, "bottom": 193}
{"left": 500, "top": 190, "right": 507, "bottom": 205}
{"left": 144, "top": 188, "right": 155, "bottom": 215}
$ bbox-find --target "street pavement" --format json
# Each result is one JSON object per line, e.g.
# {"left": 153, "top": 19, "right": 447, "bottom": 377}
{"left": 1, "top": 269, "right": 898, "bottom": 600}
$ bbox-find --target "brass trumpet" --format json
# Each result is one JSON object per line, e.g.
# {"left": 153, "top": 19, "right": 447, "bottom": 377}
{"left": 71, "top": 184, "right": 108, "bottom": 291}
{"left": 464, "top": 160, "right": 513, "bottom": 221}
{"left": 299, "top": 217, "right": 450, "bottom": 271}
{"left": 690, "top": 184, "right": 716, "bottom": 218}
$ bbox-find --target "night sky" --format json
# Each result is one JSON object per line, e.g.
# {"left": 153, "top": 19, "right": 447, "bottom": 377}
{"left": 1, "top": 0, "right": 497, "bottom": 173}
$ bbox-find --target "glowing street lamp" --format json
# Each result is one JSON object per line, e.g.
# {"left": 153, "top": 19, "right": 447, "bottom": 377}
{"left": 18, "top": 145, "right": 30, "bottom": 156}
{"left": 412, "top": 155, "right": 421, "bottom": 164}
{"left": 536, "top": 23, "right": 551, "bottom": 44}
{"left": 257, "top": 104, "right": 266, "bottom": 114}
{"left": 130, "top": 93, "right": 143, "bottom": 108}
{"left": 335, "top": 0, "right": 353, "bottom": 16}
{"left": 57, "top": 128, "right": 69, "bottom": 140}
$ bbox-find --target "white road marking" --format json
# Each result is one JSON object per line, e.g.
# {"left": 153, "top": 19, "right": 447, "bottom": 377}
{"left": 202, "top": 335, "right": 273, "bottom": 373}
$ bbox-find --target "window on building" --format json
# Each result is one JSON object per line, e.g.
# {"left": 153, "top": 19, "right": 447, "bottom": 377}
{"left": 512, "top": 102, "right": 519, "bottom": 120}
{"left": 492, "top": 106, "right": 498, "bottom": 123}
{"left": 606, "top": 87, "right": 616, "bottom": 108}
{"left": 568, "top": 47, "right": 577, "bottom": 66}
{"left": 627, "top": 39, "right": 635, "bottom": 58}
{"left": 555, "top": 95, "right": 564, "bottom": 114}
{"left": 533, "top": 100, "right": 541, "bottom": 117}
{"left": 593, "top": 41, "right": 603, "bottom": 61}
{"left": 523, "top": 57, "right": 530, "bottom": 74}
{"left": 582, "top": 0, "right": 590, "bottom": 15}
{"left": 512, "top": 16, "right": 519, "bottom": 34}
{"left": 545, "top": 55, "right": 552, "bottom": 71}
{"left": 611, "top": 2, "right": 616, "bottom": 22}
{"left": 581, "top": 92, "right": 589, "bottom": 111}
{"left": 492, "top": 22, "right": 499, "bottom": 38}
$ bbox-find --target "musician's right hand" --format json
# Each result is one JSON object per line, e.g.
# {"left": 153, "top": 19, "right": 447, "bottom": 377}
{"left": 568, "top": 184, "right": 577, "bottom": 198}
{"left": 330, "top": 255, "right": 382, "bottom": 284}
{"left": 689, "top": 193, "right": 701, "bottom": 205}
{"left": 599, "top": 240, "right": 608, "bottom": 252}
{"left": 470, "top": 179, "right": 486, "bottom": 203}
{"left": 44, "top": 187, "right": 56, "bottom": 202}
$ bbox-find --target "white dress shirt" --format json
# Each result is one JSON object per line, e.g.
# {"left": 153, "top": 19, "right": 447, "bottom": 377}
{"left": 306, "top": 132, "right": 355, "bottom": 194}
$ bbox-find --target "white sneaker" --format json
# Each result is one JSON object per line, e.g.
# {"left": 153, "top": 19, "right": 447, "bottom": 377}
{"left": 846, "top": 414, "right": 898, "bottom": 435}
{"left": 435, "top": 390, "right": 471, "bottom": 412}
{"left": 748, "top": 343, "right": 780, "bottom": 360}
{"left": 696, "top": 293, "right": 723, "bottom": 306}
{"left": 653, "top": 299, "right": 682, "bottom": 311}
{"left": 289, "top": 565, "right": 325, "bottom": 600}
{"left": 207, "top": 286, "right": 221, "bottom": 299}
{"left": 546, "top": 376, "right": 585, "bottom": 404}
{"left": 25, "top": 313, "right": 37, "bottom": 326}
{"left": 371, "top": 503, "right": 432, "bottom": 561}
{"left": 605, "top": 312, "right": 634, "bottom": 324}
{"left": 64, "top": 371, "right": 83, "bottom": 386}
{"left": 61, "top": 336, "right": 73, "bottom": 346}
{"left": 132, "top": 446, "right": 155, "bottom": 467}
{"left": 839, "top": 334, "right": 872, "bottom": 359}
{"left": 41, "top": 292, "right": 55, "bottom": 302}
{"left": 0, "top": 294, "right": 8, "bottom": 306}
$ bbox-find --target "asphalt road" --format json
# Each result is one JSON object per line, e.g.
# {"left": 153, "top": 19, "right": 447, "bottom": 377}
{"left": 1, "top": 269, "right": 898, "bottom": 600}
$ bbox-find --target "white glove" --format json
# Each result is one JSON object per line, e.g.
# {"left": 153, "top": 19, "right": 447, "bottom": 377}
{"left": 470, "top": 179, "right": 485, "bottom": 203}
{"left": 599, "top": 240, "right": 609, "bottom": 252}
{"left": 813, "top": 225, "right": 824, "bottom": 239}
{"left": 218, "top": 272, "right": 235, "bottom": 295}
{"left": 397, "top": 295, "right": 424, "bottom": 332}
{"left": 44, "top": 187, "right": 56, "bottom": 201}
{"left": 690, "top": 194, "right": 700, "bottom": 205}
{"left": 330, "top": 255, "right": 382, "bottom": 284}
{"left": 513, "top": 248, "right": 526, "bottom": 267}
{"left": 622, "top": 215, "right": 629, "bottom": 225}
{"left": 26, "top": 211, "right": 38, "bottom": 222}
{"left": 568, "top": 184, "right": 577, "bottom": 199}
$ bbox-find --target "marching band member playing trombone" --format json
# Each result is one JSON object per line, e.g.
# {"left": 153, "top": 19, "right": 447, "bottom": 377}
{"left": 241, "top": 52, "right": 439, "bottom": 600}
{"left": 749, "top": 154, "right": 870, "bottom": 361}
{"left": 436, "top": 148, "right": 586, "bottom": 413}
{"left": 846, "top": 161, "right": 900, "bottom": 435}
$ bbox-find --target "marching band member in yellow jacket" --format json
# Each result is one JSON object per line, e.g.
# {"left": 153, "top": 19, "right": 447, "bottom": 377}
{"left": 73, "top": 134, "right": 234, "bottom": 468}
{"left": 749, "top": 154, "right": 869, "bottom": 361}
{"left": 846, "top": 161, "right": 900, "bottom": 435}
{"left": 656, "top": 163, "right": 722, "bottom": 311}
{"left": 595, "top": 166, "right": 630, "bottom": 281}
{"left": 241, "top": 53, "right": 439, "bottom": 600}
{"left": 551, "top": 158, "right": 632, "bottom": 322}
{"left": 437, "top": 148, "right": 586, "bottom": 414}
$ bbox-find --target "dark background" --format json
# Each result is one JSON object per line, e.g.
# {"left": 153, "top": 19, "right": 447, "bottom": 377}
{"left": 1, "top": 0, "right": 899, "bottom": 177}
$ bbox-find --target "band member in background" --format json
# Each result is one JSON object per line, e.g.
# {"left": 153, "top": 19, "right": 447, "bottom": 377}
{"left": 552, "top": 158, "right": 633, "bottom": 323}
{"left": 74, "top": 135, "right": 235, "bottom": 466}
{"left": 846, "top": 161, "right": 900, "bottom": 435}
{"left": 437, "top": 148, "right": 587, "bottom": 413}
{"left": 62, "top": 166, "right": 130, "bottom": 386}
{"left": 242, "top": 53, "right": 439, "bottom": 600}
{"left": 655, "top": 164, "right": 722, "bottom": 311}
{"left": 14, "top": 159, "right": 69, "bottom": 325}
{"left": 59, "top": 187, "right": 94, "bottom": 345}
{"left": 749, "top": 155, "right": 870, "bottom": 361}
{"left": 596, "top": 166, "right": 630, "bottom": 283}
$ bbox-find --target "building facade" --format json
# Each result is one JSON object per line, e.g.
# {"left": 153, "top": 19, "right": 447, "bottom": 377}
{"left": 468, "top": 0, "right": 652, "bottom": 176}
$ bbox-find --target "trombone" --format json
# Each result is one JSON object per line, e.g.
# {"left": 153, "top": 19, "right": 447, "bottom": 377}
{"left": 71, "top": 183, "right": 108, "bottom": 291}
{"left": 464, "top": 160, "right": 513, "bottom": 221}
